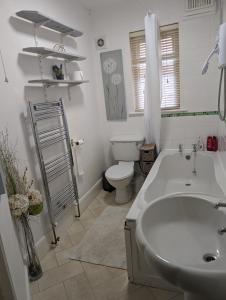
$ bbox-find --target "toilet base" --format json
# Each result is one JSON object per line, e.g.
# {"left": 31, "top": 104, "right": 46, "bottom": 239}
{"left": 115, "top": 185, "right": 132, "bottom": 204}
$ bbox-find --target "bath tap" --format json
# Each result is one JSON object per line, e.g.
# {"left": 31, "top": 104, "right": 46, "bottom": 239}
{"left": 178, "top": 144, "right": 183, "bottom": 153}
{"left": 215, "top": 202, "right": 226, "bottom": 209}
{"left": 192, "top": 169, "right": 197, "bottom": 175}
{"left": 218, "top": 227, "right": 226, "bottom": 235}
{"left": 192, "top": 144, "right": 198, "bottom": 153}
{"left": 215, "top": 203, "right": 226, "bottom": 234}
{"left": 214, "top": 203, "right": 226, "bottom": 234}
{"left": 192, "top": 144, "right": 198, "bottom": 175}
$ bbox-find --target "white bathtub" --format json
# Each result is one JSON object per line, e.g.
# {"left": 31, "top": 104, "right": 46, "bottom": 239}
{"left": 125, "top": 150, "right": 226, "bottom": 290}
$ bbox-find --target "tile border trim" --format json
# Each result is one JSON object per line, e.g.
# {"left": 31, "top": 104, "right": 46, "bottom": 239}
{"left": 161, "top": 111, "right": 219, "bottom": 118}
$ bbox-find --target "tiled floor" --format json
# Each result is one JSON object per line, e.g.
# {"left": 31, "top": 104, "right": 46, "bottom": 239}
{"left": 31, "top": 190, "right": 183, "bottom": 300}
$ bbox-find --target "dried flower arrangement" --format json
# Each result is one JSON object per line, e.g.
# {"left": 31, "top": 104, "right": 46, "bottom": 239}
{"left": 0, "top": 130, "right": 43, "bottom": 217}
{"left": 0, "top": 129, "right": 43, "bottom": 281}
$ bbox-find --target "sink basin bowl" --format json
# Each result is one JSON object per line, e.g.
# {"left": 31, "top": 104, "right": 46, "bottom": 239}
{"left": 136, "top": 194, "right": 226, "bottom": 300}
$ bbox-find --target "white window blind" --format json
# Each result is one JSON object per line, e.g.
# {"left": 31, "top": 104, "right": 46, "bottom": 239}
{"left": 130, "top": 31, "right": 146, "bottom": 111}
{"left": 129, "top": 24, "right": 180, "bottom": 111}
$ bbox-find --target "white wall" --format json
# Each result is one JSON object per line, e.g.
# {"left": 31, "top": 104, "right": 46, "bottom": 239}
{"left": 217, "top": 0, "right": 226, "bottom": 171}
{"left": 0, "top": 0, "right": 105, "bottom": 243}
{"left": 91, "top": 0, "right": 220, "bottom": 165}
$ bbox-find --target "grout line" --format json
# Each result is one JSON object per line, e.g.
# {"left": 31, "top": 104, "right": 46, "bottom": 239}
{"left": 62, "top": 281, "right": 70, "bottom": 300}
{"left": 79, "top": 262, "right": 100, "bottom": 300}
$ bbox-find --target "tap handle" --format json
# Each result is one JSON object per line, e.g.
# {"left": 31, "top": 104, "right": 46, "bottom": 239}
{"left": 192, "top": 144, "right": 197, "bottom": 151}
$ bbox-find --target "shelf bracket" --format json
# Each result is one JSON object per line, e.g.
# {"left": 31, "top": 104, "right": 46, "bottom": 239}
{"left": 43, "top": 83, "right": 52, "bottom": 88}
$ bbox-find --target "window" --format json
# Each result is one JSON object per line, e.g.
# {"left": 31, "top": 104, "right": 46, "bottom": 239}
{"left": 129, "top": 24, "right": 180, "bottom": 111}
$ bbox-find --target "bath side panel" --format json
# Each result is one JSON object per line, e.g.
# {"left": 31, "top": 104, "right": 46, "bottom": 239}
{"left": 125, "top": 219, "right": 178, "bottom": 291}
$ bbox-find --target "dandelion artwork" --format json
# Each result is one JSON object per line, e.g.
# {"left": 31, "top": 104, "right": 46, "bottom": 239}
{"left": 100, "top": 49, "right": 127, "bottom": 120}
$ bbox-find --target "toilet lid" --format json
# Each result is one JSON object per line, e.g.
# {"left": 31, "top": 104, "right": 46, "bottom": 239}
{"left": 105, "top": 164, "right": 134, "bottom": 180}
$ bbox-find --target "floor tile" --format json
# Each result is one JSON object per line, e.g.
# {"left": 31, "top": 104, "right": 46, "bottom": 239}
{"left": 107, "top": 266, "right": 127, "bottom": 279}
{"left": 96, "top": 190, "right": 109, "bottom": 200}
{"left": 80, "top": 217, "right": 97, "bottom": 230}
{"left": 91, "top": 205, "right": 106, "bottom": 217}
{"left": 30, "top": 281, "right": 39, "bottom": 295}
{"left": 151, "top": 287, "right": 178, "bottom": 300}
{"left": 64, "top": 272, "right": 96, "bottom": 300}
{"left": 82, "top": 262, "right": 113, "bottom": 288}
{"left": 32, "top": 294, "right": 41, "bottom": 300}
{"left": 91, "top": 270, "right": 138, "bottom": 299}
{"left": 68, "top": 229, "right": 87, "bottom": 246}
{"left": 34, "top": 283, "right": 67, "bottom": 300}
{"left": 67, "top": 220, "right": 85, "bottom": 235}
{"left": 80, "top": 208, "right": 96, "bottom": 220}
{"left": 38, "top": 260, "right": 83, "bottom": 291}
{"left": 79, "top": 208, "right": 97, "bottom": 230}
{"left": 41, "top": 250, "right": 58, "bottom": 272}
{"left": 56, "top": 260, "right": 84, "bottom": 282}
{"left": 38, "top": 266, "right": 59, "bottom": 292}
{"left": 53, "top": 233, "right": 73, "bottom": 253}
{"left": 56, "top": 230, "right": 86, "bottom": 266}
{"left": 171, "top": 293, "right": 184, "bottom": 300}
{"left": 36, "top": 190, "right": 183, "bottom": 300}
{"left": 56, "top": 210, "right": 75, "bottom": 234}
{"left": 88, "top": 197, "right": 106, "bottom": 211}
{"left": 55, "top": 246, "right": 77, "bottom": 266}
{"left": 117, "top": 286, "right": 156, "bottom": 300}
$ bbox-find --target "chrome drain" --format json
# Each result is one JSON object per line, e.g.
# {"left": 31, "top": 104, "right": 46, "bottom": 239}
{"left": 203, "top": 254, "right": 217, "bottom": 262}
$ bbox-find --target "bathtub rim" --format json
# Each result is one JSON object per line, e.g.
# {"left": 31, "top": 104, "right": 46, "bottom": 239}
{"left": 127, "top": 149, "right": 226, "bottom": 221}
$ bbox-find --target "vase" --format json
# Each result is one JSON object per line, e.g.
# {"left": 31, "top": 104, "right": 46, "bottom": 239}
{"left": 21, "top": 213, "right": 43, "bottom": 281}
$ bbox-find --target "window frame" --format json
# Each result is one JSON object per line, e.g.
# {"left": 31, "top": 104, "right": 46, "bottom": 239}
{"left": 129, "top": 23, "right": 181, "bottom": 112}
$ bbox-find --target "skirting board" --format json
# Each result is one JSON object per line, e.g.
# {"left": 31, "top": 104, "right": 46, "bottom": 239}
{"left": 36, "top": 178, "right": 102, "bottom": 259}
{"left": 78, "top": 178, "right": 102, "bottom": 213}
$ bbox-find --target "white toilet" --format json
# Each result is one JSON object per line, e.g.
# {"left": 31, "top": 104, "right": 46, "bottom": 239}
{"left": 105, "top": 135, "right": 144, "bottom": 204}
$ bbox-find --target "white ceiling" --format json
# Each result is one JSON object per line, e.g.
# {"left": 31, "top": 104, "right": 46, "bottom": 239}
{"left": 79, "top": 0, "right": 124, "bottom": 9}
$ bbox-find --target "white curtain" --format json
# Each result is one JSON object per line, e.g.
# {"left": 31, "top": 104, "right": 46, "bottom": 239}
{"left": 144, "top": 13, "right": 161, "bottom": 152}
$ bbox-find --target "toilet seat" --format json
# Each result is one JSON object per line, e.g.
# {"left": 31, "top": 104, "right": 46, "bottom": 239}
{"left": 105, "top": 162, "right": 134, "bottom": 180}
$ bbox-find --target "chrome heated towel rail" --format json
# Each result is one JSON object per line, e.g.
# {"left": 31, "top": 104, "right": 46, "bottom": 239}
{"left": 29, "top": 99, "right": 80, "bottom": 245}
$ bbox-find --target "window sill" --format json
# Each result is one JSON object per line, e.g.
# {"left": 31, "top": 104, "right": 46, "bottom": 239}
{"left": 161, "top": 109, "right": 187, "bottom": 114}
{"left": 128, "top": 111, "right": 144, "bottom": 117}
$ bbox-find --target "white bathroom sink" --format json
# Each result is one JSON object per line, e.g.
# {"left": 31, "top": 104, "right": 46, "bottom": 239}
{"left": 136, "top": 194, "right": 226, "bottom": 300}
